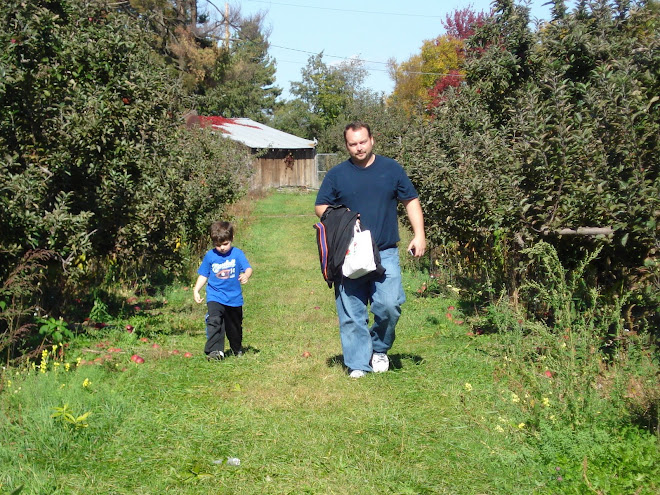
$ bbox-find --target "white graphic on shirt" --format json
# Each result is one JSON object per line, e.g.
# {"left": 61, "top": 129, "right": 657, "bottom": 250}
{"left": 212, "top": 259, "right": 236, "bottom": 280}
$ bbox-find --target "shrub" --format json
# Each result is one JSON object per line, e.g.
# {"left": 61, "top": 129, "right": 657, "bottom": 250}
{"left": 0, "top": 0, "right": 249, "bottom": 355}
{"left": 402, "top": 0, "right": 660, "bottom": 334}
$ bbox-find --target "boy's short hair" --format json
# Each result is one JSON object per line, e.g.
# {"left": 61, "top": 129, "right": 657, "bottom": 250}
{"left": 210, "top": 221, "right": 234, "bottom": 245}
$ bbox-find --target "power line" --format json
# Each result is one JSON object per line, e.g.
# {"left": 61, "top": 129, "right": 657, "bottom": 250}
{"left": 270, "top": 44, "right": 462, "bottom": 77}
{"left": 245, "top": 0, "right": 445, "bottom": 18}
{"left": 269, "top": 44, "right": 389, "bottom": 65}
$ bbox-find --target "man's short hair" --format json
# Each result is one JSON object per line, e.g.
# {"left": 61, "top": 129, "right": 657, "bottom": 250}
{"left": 210, "top": 221, "right": 234, "bottom": 245}
{"left": 344, "top": 122, "right": 372, "bottom": 142}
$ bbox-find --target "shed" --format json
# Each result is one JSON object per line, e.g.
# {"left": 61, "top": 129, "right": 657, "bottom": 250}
{"left": 198, "top": 115, "right": 317, "bottom": 190}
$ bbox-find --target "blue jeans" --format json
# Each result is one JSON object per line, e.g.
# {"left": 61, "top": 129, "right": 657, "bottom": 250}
{"left": 334, "top": 248, "right": 406, "bottom": 371}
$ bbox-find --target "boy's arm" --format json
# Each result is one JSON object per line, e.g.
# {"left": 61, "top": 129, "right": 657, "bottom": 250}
{"left": 193, "top": 275, "right": 208, "bottom": 304}
{"left": 239, "top": 267, "right": 253, "bottom": 284}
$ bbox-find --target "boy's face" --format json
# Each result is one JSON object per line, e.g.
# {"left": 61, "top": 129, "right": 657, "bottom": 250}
{"left": 215, "top": 240, "right": 232, "bottom": 254}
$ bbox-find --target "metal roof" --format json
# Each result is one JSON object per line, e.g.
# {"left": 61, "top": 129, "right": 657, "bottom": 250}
{"left": 201, "top": 116, "right": 316, "bottom": 150}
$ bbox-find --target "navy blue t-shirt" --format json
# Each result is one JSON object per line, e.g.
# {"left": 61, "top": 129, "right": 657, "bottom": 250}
{"left": 315, "top": 155, "right": 418, "bottom": 250}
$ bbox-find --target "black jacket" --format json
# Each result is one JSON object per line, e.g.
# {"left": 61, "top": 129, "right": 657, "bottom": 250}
{"left": 313, "top": 205, "right": 385, "bottom": 288}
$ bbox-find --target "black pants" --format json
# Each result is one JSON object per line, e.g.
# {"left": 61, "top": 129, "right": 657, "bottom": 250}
{"left": 205, "top": 302, "right": 243, "bottom": 355}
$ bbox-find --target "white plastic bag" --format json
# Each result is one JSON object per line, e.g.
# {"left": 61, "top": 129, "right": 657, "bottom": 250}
{"left": 342, "top": 220, "right": 377, "bottom": 279}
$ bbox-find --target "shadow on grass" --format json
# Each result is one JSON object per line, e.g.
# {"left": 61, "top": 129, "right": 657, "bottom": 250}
{"left": 326, "top": 352, "right": 423, "bottom": 371}
{"left": 234, "top": 345, "right": 260, "bottom": 356}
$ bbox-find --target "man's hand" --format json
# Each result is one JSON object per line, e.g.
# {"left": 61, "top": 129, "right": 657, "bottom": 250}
{"left": 407, "top": 236, "right": 427, "bottom": 258}
{"left": 403, "top": 198, "right": 426, "bottom": 257}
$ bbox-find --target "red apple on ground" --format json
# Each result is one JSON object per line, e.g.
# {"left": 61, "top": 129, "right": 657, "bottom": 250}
{"left": 302, "top": 351, "right": 311, "bottom": 358}
{"left": 135, "top": 356, "right": 145, "bottom": 364}
{"left": 183, "top": 352, "right": 193, "bottom": 358}
{"left": 152, "top": 343, "right": 159, "bottom": 348}
{"left": 171, "top": 349, "right": 180, "bottom": 355}
{"left": 130, "top": 354, "right": 141, "bottom": 362}
{"left": 125, "top": 324, "right": 134, "bottom": 333}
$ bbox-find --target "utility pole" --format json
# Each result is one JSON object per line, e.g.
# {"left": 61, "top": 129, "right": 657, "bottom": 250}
{"left": 224, "top": 2, "right": 229, "bottom": 49}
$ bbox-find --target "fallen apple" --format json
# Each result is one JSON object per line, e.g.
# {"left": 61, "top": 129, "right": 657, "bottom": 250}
{"left": 140, "top": 337, "right": 149, "bottom": 342}
{"left": 130, "top": 354, "right": 141, "bottom": 362}
{"left": 302, "top": 351, "right": 311, "bottom": 358}
{"left": 183, "top": 352, "right": 193, "bottom": 358}
{"left": 125, "top": 324, "right": 134, "bottom": 333}
{"left": 171, "top": 349, "right": 180, "bottom": 355}
{"left": 135, "top": 356, "right": 145, "bottom": 364}
{"left": 152, "top": 343, "right": 160, "bottom": 348}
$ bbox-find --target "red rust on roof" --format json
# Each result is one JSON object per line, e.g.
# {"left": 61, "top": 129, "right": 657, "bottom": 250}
{"left": 199, "top": 116, "right": 260, "bottom": 130}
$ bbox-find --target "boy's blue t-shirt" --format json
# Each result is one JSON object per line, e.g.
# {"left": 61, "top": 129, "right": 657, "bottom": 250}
{"left": 197, "top": 246, "right": 251, "bottom": 307}
{"left": 315, "top": 155, "right": 418, "bottom": 250}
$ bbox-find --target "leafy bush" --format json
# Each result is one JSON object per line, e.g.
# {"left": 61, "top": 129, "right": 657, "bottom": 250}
{"left": 0, "top": 0, "right": 249, "bottom": 355}
{"left": 402, "top": 0, "right": 659, "bottom": 334}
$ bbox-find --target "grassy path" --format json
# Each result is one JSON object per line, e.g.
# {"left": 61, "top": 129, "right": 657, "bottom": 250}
{"left": 2, "top": 191, "right": 540, "bottom": 494}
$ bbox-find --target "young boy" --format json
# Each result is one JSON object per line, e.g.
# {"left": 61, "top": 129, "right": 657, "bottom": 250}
{"left": 194, "top": 221, "right": 252, "bottom": 360}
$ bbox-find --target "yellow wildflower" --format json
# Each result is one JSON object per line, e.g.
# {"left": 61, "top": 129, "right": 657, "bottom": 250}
{"left": 511, "top": 393, "right": 520, "bottom": 403}
{"left": 495, "top": 425, "right": 505, "bottom": 432}
{"left": 82, "top": 378, "right": 91, "bottom": 388}
{"left": 542, "top": 397, "right": 550, "bottom": 407}
{"left": 65, "top": 363, "right": 71, "bottom": 372}
{"left": 518, "top": 423, "right": 526, "bottom": 429}
{"left": 464, "top": 383, "right": 473, "bottom": 392}
{"left": 76, "top": 357, "right": 82, "bottom": 367}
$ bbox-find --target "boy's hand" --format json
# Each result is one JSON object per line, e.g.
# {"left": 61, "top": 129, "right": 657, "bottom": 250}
{"left": 238, "top": 273, "right": 250, "bottom": 284}
{"left": 193, "top": 291, "right": 204, "bottom": 304}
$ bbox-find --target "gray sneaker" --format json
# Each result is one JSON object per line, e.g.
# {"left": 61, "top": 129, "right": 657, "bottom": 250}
{"left": 207, "top": 350, "right": 225, "bottom": 361}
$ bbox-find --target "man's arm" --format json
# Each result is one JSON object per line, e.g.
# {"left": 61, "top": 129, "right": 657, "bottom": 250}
{"left": 315, "top": 204, "right": 329, "bottom": 218}
{"left": 402, "top": 198, "right": 426, "bottom": 257}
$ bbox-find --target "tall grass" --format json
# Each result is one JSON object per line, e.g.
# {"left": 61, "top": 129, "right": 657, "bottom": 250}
{"left": 1, "top": 191, "right": 657, "bottom": 494}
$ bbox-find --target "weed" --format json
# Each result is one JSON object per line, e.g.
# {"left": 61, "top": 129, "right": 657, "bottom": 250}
{"left": 36, "top": 316, "right": 73, "bottom": 344}
{"left": 50, "top": 404, "right": 91, "bottom": 429}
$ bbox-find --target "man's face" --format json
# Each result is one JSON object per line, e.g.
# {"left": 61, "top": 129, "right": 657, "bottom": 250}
{"left": 345, "top": 127, "right": 374, "bottom": 166}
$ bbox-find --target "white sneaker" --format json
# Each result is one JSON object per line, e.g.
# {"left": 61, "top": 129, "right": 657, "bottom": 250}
{"left": 349, "top": 369, "right": 367, "bottom": 378}
{"left": 371, "top": 353, "right": 389, "bottom": 373}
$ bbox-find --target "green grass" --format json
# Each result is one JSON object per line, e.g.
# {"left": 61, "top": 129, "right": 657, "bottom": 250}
{"left": 1, "top": 191, "right": 657, "bottom": 494}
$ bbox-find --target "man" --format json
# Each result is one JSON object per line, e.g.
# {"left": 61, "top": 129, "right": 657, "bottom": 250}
{"left": 315, "top": 122, "right": 426, "bottom": 378}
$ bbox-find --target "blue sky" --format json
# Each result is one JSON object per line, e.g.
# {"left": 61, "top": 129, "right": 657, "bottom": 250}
{"left": 230, "top": 0, "right": 557, "bottom": 99}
